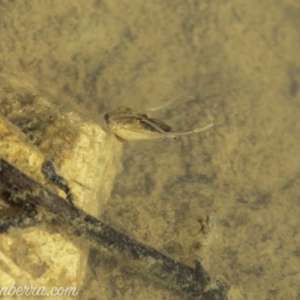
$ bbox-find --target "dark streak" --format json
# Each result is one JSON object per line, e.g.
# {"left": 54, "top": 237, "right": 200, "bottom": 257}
{"left": 0, "top": 158, "right": 228, "bottom": 299}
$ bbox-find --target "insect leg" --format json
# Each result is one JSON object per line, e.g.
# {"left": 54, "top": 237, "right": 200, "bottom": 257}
{"left": 165, "top": 122, "right": 215, "bottom": 138}
{"left": 147, "top": 96, "right": 196, "bottom": 111}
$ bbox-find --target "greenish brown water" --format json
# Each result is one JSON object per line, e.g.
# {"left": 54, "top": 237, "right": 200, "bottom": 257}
{"left": 1, "top": 1, "right": 300, "bottom": 299}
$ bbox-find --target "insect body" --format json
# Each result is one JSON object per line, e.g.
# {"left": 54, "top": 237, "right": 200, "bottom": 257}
{"left": 104, "top": 99, "right": 214, "bottom": 142}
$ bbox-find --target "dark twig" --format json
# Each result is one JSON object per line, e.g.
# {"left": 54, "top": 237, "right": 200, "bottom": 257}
{"left": 0, "top": 201, "right": 41, "bottom": 233}
{"left": 42, "top": 158, "right": 74, "bottom": 205}
{"left": 0, "top": 157, "right": 228, "bottom": 299}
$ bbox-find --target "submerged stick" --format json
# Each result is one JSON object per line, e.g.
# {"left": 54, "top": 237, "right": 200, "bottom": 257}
{"left": 0, "top": 157, "right": 228, "bottom": 299}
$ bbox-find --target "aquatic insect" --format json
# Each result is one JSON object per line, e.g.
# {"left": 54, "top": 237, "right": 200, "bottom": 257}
{"left": 104, "top": 97, "right": 214, "bottom": 142}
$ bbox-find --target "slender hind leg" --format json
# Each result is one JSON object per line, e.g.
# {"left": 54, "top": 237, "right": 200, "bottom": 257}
{"left": 164, "top": 121, "right": 215, "bottom": 139}
{"left": 147, "top": 96, "right": 196, "bottom": 111}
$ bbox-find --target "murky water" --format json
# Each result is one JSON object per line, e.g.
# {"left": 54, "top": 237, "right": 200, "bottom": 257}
{"left": 1, "top": 1, "right": 300, "bottom": 299}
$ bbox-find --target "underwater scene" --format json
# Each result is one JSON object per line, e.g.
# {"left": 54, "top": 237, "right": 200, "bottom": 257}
{"left": 0, "top": 1, "right": 300, "bottom": 300}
